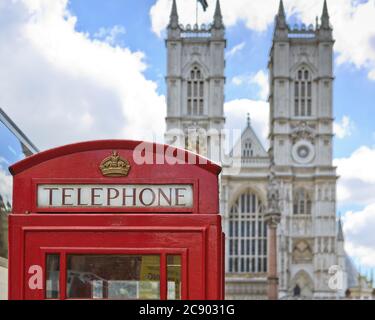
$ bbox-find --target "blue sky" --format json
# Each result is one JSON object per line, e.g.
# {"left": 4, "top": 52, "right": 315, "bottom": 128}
{"left": 0, "top": 0, "right": 374, "bottom": 277}
{"left": 70, "top": 0, "right": 167, "bottom": 93}
{"left": 68, "top": 0, "right": 375, "bottom": 158}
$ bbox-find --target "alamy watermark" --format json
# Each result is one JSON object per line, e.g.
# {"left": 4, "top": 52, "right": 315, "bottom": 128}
{"left": 328, "top": 265, "right": 345, "bottom": 291}
{"left": 133, "top": 128, "right": 245, "bottom": 174}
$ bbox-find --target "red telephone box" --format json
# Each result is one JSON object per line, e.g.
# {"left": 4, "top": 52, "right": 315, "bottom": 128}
{"left": 8, "top": 140, "right": 224, "bottom": 300}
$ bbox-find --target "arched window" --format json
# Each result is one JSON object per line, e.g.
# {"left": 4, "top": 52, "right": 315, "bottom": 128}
{"left": 294, "top": 67, "right": 312, "bottom": 117}
{"left": 242, "top": 140, "right": 254, "bottom": 158}
{"left": 228, "top": 190, "right": 267, "bottom": 274}
{"left": 187, "top": 66, "right": 204, "bottom": 116}
{"left": 293, "top": 188, "right": 312, "bottom": 215}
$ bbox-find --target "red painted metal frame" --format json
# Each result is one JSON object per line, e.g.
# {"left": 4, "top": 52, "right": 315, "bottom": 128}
{"left": 8, "top": 140, "right": 224, "bottom": 300}
{"left": 10, "top": 216, "right": 217, "bottom": 300}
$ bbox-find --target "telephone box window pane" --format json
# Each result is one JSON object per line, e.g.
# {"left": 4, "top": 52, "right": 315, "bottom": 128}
{"left": 46, "top": 254, "right": 60, "bottom": 299}
{"left": 67, "top": 255, "right": 160, "bottom": 300}
{"left": 167, "top": 255, "right": 181, "bottom": 300}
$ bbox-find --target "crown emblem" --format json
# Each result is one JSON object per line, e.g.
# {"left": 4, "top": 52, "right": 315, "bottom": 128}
{"left": 100, "top": 151, "right": 131, "bottom": 177}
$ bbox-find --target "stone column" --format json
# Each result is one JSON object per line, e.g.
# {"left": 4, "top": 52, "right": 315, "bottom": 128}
{"left": 265, "top": 211, "right": 281, "bottom": 300}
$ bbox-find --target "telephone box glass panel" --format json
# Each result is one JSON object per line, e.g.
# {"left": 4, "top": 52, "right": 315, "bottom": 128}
{"left": 46, "top": 254, "right": 60, "bottom": 299}
{"left": 167, "top": 255, "right": 181, "bottom": 300}
{"left": 67, "top": 255, "right": 160, "bottom": 300}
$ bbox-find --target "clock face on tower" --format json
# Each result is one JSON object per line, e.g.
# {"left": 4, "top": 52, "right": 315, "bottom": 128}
{"left": 297, "top": 145, "right": 310, "bottom": 158}
{"left": 292, "top": 140, "right": 315, "bottom": 164}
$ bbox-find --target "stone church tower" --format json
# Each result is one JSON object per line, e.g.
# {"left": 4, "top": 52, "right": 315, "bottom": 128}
{"left": 269, "top": 0, "right": 346, "bottom": 298}
{"left": 165, "top": 0, "right": 348, "bottom": 299}
{"left": 165, "top": 0, "right": 226, "bottom": 163}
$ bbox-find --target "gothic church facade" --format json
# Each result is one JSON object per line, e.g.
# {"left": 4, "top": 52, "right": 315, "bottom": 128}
{"left": 165, "top": 0, "right": 348, "bottom": 299}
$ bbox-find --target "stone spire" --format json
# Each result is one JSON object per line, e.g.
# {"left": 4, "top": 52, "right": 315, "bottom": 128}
{"left": 167, "top": 0, "right": 180, "bottom": 39}
{"left": 212, "top": 0, "right": 225, "bottom": 39}
{"left": 274, "top": 0, "right": 288, "bottom": 40}
{"left": 321, "top": 0, "right": 331, "bottom": 30}
{"left": 168, "top": 0, "right": 179, "bottom": 29}
{"left": 213, "top": 0, "right": 224, "bottom": 29}
{"left": 276, "top": 0, "right": 287, "bottom": 30}
{"left": 247, "top": 113, "right": 251, "bottom": 127}
{"left": 318, "top": 0, "right": 333, "bottom": 40}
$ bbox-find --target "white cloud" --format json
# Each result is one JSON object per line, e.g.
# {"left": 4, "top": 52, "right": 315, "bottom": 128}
{"left": 333, "top": 145, "right": 375, "bottom": 269}
{"left": 334, "top": 144, "right": 375, "bottom": 268}
{"left": 334, "top": 115, "right": 354, "bottom": 139}
{"left": 224, "top": 98, "right": 269, "bottom": 149}
{"left": 0, "top": 0, "right": 166, "bottom": 151}
{"left": 250, "top": 70, "right": 269, "bottom": 101}
{"left": 231, "top": 70, "right": 269, "bottom": 101}
{"left": 93, "top": 25, "right": 126, "bottom": 45}
{"left": 150, "top": 0, "right": 375, "bottom": 80}
{"left": 344, "top": 204, "right": 375, "bottom": 268}
{"left": 226, "top": 42, "right": 245, "bottom": 58}
{"left": 231, "top": 75, "right": 244, "bottom": 86}
{"left": 336, "top": 146, "right": 375, "bottom": 184}
{"left": 334, "top": 146, "right": 375, "bottom": 205}
{"left": 345, "top": 242, "right": 375, "bottom": 270}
